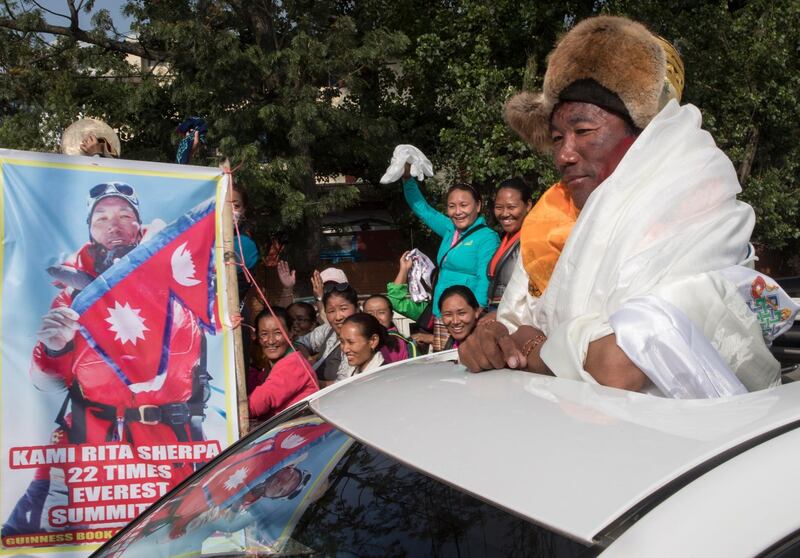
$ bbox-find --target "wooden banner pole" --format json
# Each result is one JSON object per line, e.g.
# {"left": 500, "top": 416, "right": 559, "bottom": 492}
{"left": 220, "top": 162, "right": 250, "bottom": 437}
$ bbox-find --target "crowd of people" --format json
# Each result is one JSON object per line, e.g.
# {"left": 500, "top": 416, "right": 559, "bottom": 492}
{"left": 10, "top": 11, "right": 793, "bottom": 549}
{"left": 231, "top": 145, "right": 537, "bottom": 426}
{"left": 61, "top": 13, "right": 797, "bottom": 428}
{"left": 235, "top": 13, "right": 800, "bottom": 425}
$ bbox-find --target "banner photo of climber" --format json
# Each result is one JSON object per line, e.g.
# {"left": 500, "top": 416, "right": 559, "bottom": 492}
{"left": 109, "top": 417, "right": 354, "bottom": 556}
{"left": 0, "top": 149, "right": 239, "bottom": 557}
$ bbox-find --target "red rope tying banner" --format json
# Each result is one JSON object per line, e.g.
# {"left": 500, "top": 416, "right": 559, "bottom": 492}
{"left": 223, "top": 165, "right": 320, "bottom": 390}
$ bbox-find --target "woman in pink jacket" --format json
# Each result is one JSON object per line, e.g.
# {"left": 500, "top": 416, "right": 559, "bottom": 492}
{"left": 248, "top": 308, "right": 318, "bottom": 427}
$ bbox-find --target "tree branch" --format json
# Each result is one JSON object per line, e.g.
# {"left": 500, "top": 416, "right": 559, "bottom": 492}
{"left": 30, "top": 0, "right": 69, "bottom": 22}
{"left": 2, "top": 0, "right": 18, "bottom": 20}
{"left": 25, "top": 40, "right": 73, "bottom": 66}
{"left": 67, "top": 0, "right": 78, "bottom": 32}
{"left": 738, "top": 124, "right": 759, "bottom": 186}
{"left": 0, "top": 16, "right": 167, "bottom": 60}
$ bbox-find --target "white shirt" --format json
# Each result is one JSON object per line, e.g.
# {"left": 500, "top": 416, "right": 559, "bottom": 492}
{"left": 337, "top": 352, "right": 385, "bottom": 382}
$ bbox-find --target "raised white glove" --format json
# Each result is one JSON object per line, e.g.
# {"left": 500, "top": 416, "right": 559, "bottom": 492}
{"left": 380, "top": 144, "right": 434, "bottom": 184}
{"left": 37, "top": 307, "right": 80, "bottom": 352}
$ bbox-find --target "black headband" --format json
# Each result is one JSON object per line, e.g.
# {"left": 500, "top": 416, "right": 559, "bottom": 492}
{"left": 557, "top": 79, "right": 636, "bottom": 129}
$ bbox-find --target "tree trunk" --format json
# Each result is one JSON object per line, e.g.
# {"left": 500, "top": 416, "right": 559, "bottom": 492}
{"left": 300, "top": 175, "right": 322, "bottom": 294}
{"left": 288, "top": 146, "right": 322, "bottom": 297}
{"left": 738, "top": 124, "right": 759, "bottom": 187}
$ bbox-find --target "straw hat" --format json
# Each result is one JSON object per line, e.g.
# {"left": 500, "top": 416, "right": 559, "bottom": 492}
{"left": 60, "top": 118, "right": 121, "bottom": 158}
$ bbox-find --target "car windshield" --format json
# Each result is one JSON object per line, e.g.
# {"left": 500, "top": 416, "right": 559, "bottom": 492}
{"left": 96, "top": 407, "right": 594, "bottom": 558}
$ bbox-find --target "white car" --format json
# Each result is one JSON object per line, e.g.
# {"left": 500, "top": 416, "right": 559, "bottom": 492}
{"left": 95, "top": 351, "right": 800, "bottom": 557}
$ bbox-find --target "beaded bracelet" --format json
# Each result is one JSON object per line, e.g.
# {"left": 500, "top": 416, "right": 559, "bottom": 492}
{"left": 521, "top": 334, "right": 546, "bottom": 357}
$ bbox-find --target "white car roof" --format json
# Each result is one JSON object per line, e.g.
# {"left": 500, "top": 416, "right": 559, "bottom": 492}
{"left": 310, "top": 355, "right": 800, "bottom": 545}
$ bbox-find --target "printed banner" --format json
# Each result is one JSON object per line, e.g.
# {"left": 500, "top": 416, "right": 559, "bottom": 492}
{"left": 0, "top": 150, "right": 239, "bottom": 557}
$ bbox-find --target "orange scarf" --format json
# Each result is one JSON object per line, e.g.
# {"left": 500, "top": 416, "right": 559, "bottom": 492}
{"left": 520, "top": 182, "right": 579, "bottom": 297}
{"left": 488, "top": 231, "right": 521, "bottom": 277}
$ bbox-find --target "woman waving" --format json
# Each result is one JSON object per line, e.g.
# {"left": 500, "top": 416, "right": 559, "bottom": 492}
{"left": 384, "top": 146, "right": 499, "bottom": 351}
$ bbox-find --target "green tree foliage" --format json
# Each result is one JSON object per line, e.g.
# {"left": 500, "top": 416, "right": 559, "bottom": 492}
{"left": 366, "top": 0, "right": 597, "bottom": 252}
{"left": 0, "top": 4, "right": 139, "bottom": 152}
{"left": 0, "top": 0, "right": 409, "bottom": 280}
{"left": 393, "top": 1, "right": 595, "bottom": 193}
{"left": 605, "top": 0, "right": 800, "bottom": 260}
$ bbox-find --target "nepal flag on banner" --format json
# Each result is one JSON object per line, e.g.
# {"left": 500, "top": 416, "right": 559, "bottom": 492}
{"left": 71, "top": 197, "right": 219, "bottom": 387}
{"left": 199, "top": 422, "right": 333, "bottom": 508}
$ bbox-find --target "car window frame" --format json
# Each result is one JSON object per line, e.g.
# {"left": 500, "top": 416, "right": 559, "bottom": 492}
{"left": 596, "top": 417, "right": 800, "bottom": 547}
{"left": 310, "top": 400, "right": 602, "bottom": 551}
{"left": 758, "top": 527, "right": 800, "bottom": 558}
{"left": 97, "top": 402, "right": 313, "bottom": 552}
{"left": 99, "top": 400, "right": 603, "bottom": 557}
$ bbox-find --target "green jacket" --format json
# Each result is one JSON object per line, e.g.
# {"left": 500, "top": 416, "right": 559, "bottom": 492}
{"left": 386, "top": 282, "right": 427, "bottom": 321}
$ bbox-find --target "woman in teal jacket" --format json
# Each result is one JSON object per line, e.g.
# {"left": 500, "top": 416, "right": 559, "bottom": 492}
{"left": 403, "top": 171, "right": 500, "bottom": 350}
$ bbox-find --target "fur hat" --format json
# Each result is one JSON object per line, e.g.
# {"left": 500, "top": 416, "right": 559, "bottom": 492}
{"left": 505, "top": 16, "right": 681, "bottom": 152}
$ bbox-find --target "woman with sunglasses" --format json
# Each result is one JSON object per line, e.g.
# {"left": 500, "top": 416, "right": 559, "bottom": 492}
{"left": 400, "top": 161, "right": 499, "bottom": 351}
{"left": 337, "top": 313, "right": 388, "bottom": 381}
{"left": 295, "top": 282, "right": 359, "bottom": 386}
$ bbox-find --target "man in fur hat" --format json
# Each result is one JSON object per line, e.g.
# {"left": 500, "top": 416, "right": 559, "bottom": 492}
{"left": 459, "top": 16, "right": 797, "bottom": 398}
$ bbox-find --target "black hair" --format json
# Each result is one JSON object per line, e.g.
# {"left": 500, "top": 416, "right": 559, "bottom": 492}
{"left": 553, "top": 79, "right": 641, "bottom": 137}
{"left": 364, "top": 294, "right": 394, "bottom": 314}
{"left": 232, "top": 182, "right": 249, "bottom": 208}
{"left": 364, "top": 294, "right": 397, "bottom": 329}
{"left": 496, "top": 177, "right": 533, "bottom": 204}
{"left": 286, "top": 301, "right": 317, "bottom": 326}
{"left": 446, "top": 183, "right": 481, "bottom": 205}
{"left": 342, "top": 312, "right": 398, "bottom": 351}
{"left": 322, "top": 283, "right": 359, "bottom": 307}
{"left": 438, "top": 285, "right": 480, "bottom": 311}
{"left": 254, "top": 307, "right": 288, "bottom": 329}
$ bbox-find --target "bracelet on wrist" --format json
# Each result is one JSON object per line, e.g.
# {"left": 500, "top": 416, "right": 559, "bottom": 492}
{"left": 521, "top": 334, "right": 546, "bottom": 358}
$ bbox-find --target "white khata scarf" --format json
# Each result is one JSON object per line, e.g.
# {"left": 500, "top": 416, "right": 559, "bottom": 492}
{"left": 536, "top": 100, "right": 782, "bottom": 396}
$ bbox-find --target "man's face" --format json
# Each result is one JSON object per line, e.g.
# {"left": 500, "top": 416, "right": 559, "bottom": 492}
{"left": 550, "top": 102, "right": 636, "bottom": 209}
{"left": 262, "top": 466, "right": 303, "bottom": 499}
{"left": 90, "top": 197, "right": 141, "bottom": 249}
